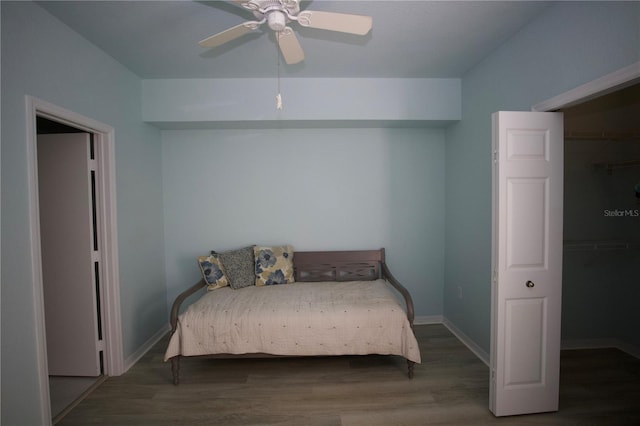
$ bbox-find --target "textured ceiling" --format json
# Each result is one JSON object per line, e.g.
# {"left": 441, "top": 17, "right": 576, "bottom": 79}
{"left": 38, "top": 0, "right": 552, "bottom": 79}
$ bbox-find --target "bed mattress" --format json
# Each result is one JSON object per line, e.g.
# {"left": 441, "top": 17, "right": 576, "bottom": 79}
{"left": 164, "top": 279, "right": 421, "bottom": 364}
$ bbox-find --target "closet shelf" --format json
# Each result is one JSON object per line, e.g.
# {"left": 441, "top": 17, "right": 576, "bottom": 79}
{"left": 591, "top": 159, "right": 640, "bottom": 174}
{"left": 563, "top": 240, "right": 640, "bottom": 252}
{"left": 565, "top": 130, "right": 640, "bottom": 141}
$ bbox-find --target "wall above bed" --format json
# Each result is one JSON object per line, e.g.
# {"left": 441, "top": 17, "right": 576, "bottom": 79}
{"left": 161, "top": 127, "right": 445, "bottom": 320}
{"left": 142, "top": 78, "right": 461, "bottom": 128}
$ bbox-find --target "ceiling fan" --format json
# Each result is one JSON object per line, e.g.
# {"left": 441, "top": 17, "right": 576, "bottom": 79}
{"left": 199, "top": 0, "right": 373, "bottom": 65}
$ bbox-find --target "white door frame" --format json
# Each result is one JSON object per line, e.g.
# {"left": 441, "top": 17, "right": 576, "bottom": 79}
{"left": 26, "top": 96, "right": 124, "bottom": 424}
{"left": 532, "top": 61, "right": 640, "bottom": 112}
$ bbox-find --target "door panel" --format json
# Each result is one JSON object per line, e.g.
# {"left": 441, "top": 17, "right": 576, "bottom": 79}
{"left": 491, "top": 111, "right": 563, "bottom": 416}
{"left": 38, "top": 133, "right": 101, "bottom": 377}
{"left": 506, "top": 178, "right": 548, "bottom": 268}
{"left": 504, "top": 297, "right": 546, "bottom": 387}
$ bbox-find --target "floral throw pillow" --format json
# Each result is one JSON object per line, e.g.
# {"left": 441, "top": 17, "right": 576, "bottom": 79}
{"left": 197, "top": 253, "right": 229, "bottom": 291}
{"left": 254, "top": 245, "right": 295, "bottom": 286}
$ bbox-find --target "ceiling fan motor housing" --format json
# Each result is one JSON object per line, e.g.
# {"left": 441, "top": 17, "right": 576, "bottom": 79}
{"left": 250, "top": 0, "right": 298, "bottom": 32}
{"left": 267, "top": 11, "right": 287, "bottom": 31}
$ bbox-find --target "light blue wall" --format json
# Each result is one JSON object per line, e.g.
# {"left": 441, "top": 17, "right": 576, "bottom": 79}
{"left": 1, "top": 3, "right": 166, "bottom": 425}
{"left": 444, "top": 1, "right": 640, "bottom": 354}
{"left": 161, "top": 127, "right": 445, "bottom": 317}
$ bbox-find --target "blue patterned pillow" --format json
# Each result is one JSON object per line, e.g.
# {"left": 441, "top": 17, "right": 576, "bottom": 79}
{"left": 254, "top": 245, "right": 295, "bottom": 286}
{"left": 197, "top": 253, "right": 229, "bottom": 291}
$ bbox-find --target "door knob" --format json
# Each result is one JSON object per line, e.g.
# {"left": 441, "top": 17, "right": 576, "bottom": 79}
{"left": 526, "top": 280, "right": 535, "bottom": 288}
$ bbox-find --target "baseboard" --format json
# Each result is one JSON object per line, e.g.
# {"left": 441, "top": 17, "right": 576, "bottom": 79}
{"left": 124, "top": 323, "right": 171, "bottom": 372}
{"left": 562, "top": 338, "right": 640, "bottom": 360}
{"left": 412, "top": 316, "right": 489, "bottom": 366}
{"left": 416, "top": 321, "right": 640, "bottom": 365}
{"left": 618, "top": 342, "right": 640, "bottom": 359}
{"left": 441, "top": 317, "right": 490, "bottom": 366}
{"left": 414, "top": 315, "right": 444, "bottom": 325}
{"left": 561, "top": 338, "right": 619, "bottom": 351}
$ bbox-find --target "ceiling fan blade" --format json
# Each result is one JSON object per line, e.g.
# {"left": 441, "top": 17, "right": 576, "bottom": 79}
{"left": 296, "top": 10, "right": 372, "bottom": 35}
{"left": 198, "top": 21, "right": 261, "bottom": 48}
{"left": 231, "top": 0, "right": 260, "bottom": 12}
{"left": 277, "top": 28, "right": 304, "bottom": 64}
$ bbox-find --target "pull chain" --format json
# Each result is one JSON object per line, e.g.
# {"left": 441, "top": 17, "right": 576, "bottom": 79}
{"left": 276, "top": 32, "right": 283, "bottom": 110}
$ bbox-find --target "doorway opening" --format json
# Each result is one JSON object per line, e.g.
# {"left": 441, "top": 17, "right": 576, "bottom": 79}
{"left": 532, "top": 63, "right": 640, "bottom": 357}
{"left": 36, "top": 117, "right": 107, "bottom": 422}
{"left": 508, "top": 62, "right": 640, "bottom": 417}
{"left": 26, "top": 96, "right": 124, "bottom": 425}
{"left": 490, "top": 61, "right": 640, "bottom": 417}
{"left": 559, "top": 83, "right": 640, "bottom": 357}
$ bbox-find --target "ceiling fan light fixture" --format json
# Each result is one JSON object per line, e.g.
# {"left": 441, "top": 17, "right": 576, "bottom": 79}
{"left": 267, "top": 11, "right": 287, "bottom": 31}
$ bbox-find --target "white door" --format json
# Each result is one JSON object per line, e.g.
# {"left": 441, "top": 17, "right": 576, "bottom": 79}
{"left": 38, "top": 133, "right": 102, "bottom": 377}
{"left": 490, "top": 111, "right": 564, "bottom": 416}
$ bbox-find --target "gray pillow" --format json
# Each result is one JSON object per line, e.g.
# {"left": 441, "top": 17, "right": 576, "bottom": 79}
{"left": 218, "top": 246, "right": 255, "bottom": 289}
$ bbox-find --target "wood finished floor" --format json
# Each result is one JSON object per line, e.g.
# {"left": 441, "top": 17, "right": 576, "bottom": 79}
{"left": 50, "top": 376, "right": 102, "bottom": 419}
{"left": 57, "top": 324, "right": 640, "bottom": 425}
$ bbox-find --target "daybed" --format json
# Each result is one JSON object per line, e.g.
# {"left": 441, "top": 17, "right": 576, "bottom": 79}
{"left": 165, "top": 247, "right": 421, "bottom": 384}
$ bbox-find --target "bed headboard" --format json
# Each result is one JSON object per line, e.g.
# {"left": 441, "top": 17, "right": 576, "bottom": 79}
{"left": 293, "top": 249, "right": 385, "bottom": 282}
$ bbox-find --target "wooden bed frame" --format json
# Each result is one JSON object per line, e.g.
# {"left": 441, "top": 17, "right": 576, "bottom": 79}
{"left": 168, "top": 248, "right": 416, "bottom": 384}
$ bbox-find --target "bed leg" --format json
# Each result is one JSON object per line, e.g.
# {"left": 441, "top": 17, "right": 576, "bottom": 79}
{"left": 407, "top": 360, "right": 415, "bottom": 379}
{"left": 171, "top": 356, "right": 180, "bottom": 385}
